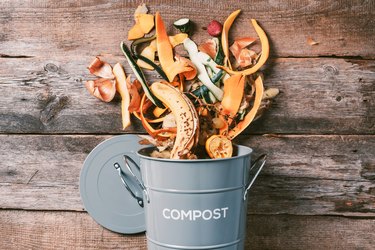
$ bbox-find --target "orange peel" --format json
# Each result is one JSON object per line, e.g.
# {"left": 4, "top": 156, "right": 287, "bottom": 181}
{"left": 205, "top": 135, "right": 233, "bottom": 158}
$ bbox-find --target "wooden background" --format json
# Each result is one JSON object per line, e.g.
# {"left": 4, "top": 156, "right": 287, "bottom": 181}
{"left": 1, "top": 0, "right": 374, "bottom": 249}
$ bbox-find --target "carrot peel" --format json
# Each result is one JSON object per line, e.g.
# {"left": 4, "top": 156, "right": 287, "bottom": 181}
{"left": 221, "top": 74, "right": 245, "bottom": 124}
{"left": 156, "top": 12, "right": 195, "bottom": 82}
{"left": 227, "top": 75, "right": 264, "bottom": 140}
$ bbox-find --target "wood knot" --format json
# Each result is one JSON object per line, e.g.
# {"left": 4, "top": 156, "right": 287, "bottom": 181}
{"left": 39, "top": 95, "right": 69, "bottom": 125}
{"left": 6, "top": 169, "right": 17, "bottom": 176}
{"left": 44, "top": 63, "right": 59, "bottom": 72}
{"left": 322, "top": 65, "right": 339, "bottom": 76}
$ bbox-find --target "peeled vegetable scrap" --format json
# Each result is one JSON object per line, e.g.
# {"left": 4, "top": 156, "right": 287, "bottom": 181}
{"left": 84, "top": 6, "right": 279, "bottom": 159}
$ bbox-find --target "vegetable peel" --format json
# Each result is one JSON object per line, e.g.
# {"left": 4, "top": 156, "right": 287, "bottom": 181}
{"left": 139, "top": 94, "right": 176, "bottom": 139}
{"left": 227, "top": 75, "right": 264, "bottom": 140}
{"left": 221, "top": 9, "right": 241, "bottom": 70}
{"left": 198, "top": 39, "right": 217, "bottom": 59}
{"left": 156, "top": 12, "right": 195, "bottom": 82}
{"left": 136, "top": 34, "right": 188, "bottom": 70}
{"left": 127, "top": 78, "right": 142, "bottom": 112}
{"left": 229, "top": 37, "right": 257, "bottom": 67}
{"left": 218, "top": 19, "right": 269, "bottom": 76}
{"left": 113, "top": 63, "right": 131, "bottom": 129}
{"left": 88, "top": 57, "right": 114, "bottom": 79}
{"left": 85, "top": 78, "right": 116, "bottom": 102}
{"left": 205, "top": 135, "right": 233, "bottom": 158}
{"left": 128, "top": 4, "right": 155, "bottom": 40}
{"left": 221, "top": 74, "right": 245, "bottom": 124}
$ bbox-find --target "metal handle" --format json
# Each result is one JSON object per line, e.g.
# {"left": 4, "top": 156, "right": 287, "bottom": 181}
{"left": 123, "top": 155, "right": 149, "bottom": 204}
{"left": 113, "top": 155, "right": 149, "bottom": 207}
{"left": 243, "top": 154, "right": 267, "bottom": 200}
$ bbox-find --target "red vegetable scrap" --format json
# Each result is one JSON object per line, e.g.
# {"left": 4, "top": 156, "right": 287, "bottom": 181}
{"left": 207, "top": 20, "right": 223, "bottom": 37}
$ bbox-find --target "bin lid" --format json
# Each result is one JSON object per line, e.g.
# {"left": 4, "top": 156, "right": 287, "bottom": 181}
{"left": 79, "top": 135, "right": 147, "bottom": 234}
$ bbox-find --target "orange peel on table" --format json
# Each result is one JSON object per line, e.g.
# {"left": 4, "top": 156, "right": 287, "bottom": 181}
{"left": 218, "top": 19, "right": 270, "bottom": 76}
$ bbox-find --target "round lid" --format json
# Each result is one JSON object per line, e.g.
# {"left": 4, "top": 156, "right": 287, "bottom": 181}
{"left": 79, "top": 135, "right": 147, "bottom": 234}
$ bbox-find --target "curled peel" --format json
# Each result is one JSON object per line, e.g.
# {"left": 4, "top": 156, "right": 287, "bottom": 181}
{"left": 218, "top": 19, "right": 269, "bottom": 75}
{"left": 156, "top": 12, "right": 195, "bottom": 82}
{"left": 221, "top": 9, "right": 241, "bottom": 69}
{"left": 150, "top": 82, "right": 199, "bottom": 159}
{"left": 227, "top": 75, "right": 264, "bottom": 140}
{"left": 88, "top": 57, "right": 114, "bottom": 79}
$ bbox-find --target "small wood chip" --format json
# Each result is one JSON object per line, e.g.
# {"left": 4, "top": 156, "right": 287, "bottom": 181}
{"left": 307, "top": 37, "right": 319, "bottom": 46}
{"left": 262, "top": 88, "right": 280, "bottom": 100}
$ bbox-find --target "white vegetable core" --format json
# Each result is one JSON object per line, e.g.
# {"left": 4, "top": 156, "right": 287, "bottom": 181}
{"left": 174, "top": 18, "right": 189, "bottom": 25}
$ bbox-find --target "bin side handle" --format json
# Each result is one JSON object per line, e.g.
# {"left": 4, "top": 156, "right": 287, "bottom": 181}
{"left": 113, "top": 155, "right": 149, "bottom": 207}
{"left": 243, "top": 154, "right": 267, "bottom": 201}
{"left": 123, "top": 155, "right": 150, "bottom": 205}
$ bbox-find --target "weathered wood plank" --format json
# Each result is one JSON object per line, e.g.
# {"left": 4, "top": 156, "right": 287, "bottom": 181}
{"left": 0, "top": 57, "right": 373, "bottom": 134}
{"left": 0, "top": 134, "right": 374, "bottom": 216}
{"left": 0, "top": 0, "right": 374, "bottom": 58}
{"left": 245, "top": 214, "right": 375, "bottom": 250}
{"left": 243, "top": 134, "right": 375, "bottom": 216}
{"left": 1, "top": 210, "right": 146, "bottom": 250}
{"left": 1, "top": 210, "right": 374, "bottom": 250}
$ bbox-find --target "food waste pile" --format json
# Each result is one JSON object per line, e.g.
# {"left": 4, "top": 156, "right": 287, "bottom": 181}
{"left": 85, "top": 4, "right": 279, "bottom": 159}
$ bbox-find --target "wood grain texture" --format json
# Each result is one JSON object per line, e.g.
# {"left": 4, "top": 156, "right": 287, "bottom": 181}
{"left": 0, "top": 57, "right": 373, "bottom": 134}
{"left": 1, "top": 210, "right": 374, "bottom": 250}
{"left": 1, "top": 134, "right": 374, "bottom": 216}
{"left": 0, "top": 0, "right": 374, "bottom": 58}
{"left": 0, "top": 0, "right": 374, "bottom": 249}
{"left": 1, "top": 210, "right": 146, "bottom": 250}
